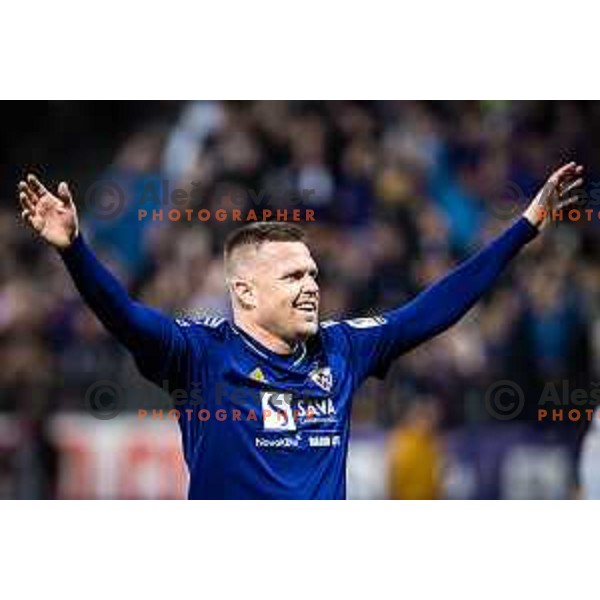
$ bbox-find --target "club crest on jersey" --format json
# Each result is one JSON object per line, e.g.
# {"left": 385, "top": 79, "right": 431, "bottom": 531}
{"left": 309, "top": 366, "right": 333, "bottom": 392}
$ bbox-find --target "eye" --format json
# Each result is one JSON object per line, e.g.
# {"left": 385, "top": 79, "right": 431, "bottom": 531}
{"left": 283, "top": 272, "right": 301, "bottom": 281}
{"left": 282, "top": 269, "right": 318, "bottom": 282}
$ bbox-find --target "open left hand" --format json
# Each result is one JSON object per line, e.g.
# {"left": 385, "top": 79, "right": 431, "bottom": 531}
{"left": 523, "top": 162, "right": 584, "bottom": 230}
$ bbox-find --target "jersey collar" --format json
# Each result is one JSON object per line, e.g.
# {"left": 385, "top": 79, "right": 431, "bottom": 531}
{"left": 231, "top": 323, "right": 307, "bottom": 367}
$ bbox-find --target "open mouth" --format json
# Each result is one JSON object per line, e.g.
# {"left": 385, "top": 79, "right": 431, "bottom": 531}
{"left": 294, "top": 301, "right": 318, "bottom": 315}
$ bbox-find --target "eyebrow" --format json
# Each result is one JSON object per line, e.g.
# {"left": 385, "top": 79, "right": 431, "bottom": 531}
{"left": 280, "top": 266, "right": 319, "bottom": 278}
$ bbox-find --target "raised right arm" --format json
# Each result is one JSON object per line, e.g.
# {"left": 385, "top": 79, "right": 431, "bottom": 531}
{"left": 18, "top": 174, "right": 187, "bottom": 364}
{"left": 59, "top": 233, "right": 185, "bottom": 358}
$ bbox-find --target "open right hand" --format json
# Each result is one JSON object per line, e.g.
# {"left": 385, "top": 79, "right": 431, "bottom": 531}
{"left": 18, "top": 174, "right": 79, "bottom": 249}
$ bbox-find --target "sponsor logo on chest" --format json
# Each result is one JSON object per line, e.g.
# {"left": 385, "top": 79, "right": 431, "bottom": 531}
{"left": 259, "top": 391, "right": 337, "bottom": 432}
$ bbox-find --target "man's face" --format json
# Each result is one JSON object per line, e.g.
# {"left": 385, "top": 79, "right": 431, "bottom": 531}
{"left": 234, "top": 241, "right": 320, "bottom": 343}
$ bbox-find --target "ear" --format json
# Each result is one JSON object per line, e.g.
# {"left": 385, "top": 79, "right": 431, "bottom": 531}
{"left": 230, "top": 277, "right": 256, "bottom": 309}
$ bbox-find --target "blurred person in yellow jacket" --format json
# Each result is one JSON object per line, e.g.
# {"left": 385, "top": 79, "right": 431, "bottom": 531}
{"left": 388, "top": 397, "right": 442, "bottom": 499}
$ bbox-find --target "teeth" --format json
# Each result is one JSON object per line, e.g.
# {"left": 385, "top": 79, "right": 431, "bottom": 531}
{"left": 297, "top": 303, "right": 316, "bottom": 311}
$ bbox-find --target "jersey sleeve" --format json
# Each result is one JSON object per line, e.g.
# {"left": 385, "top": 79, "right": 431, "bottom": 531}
{"left": 332, "top": 217, "right": 539, "bottom": 385}
{"left": 59, "top": 234, "right": 197, "bottom": 386}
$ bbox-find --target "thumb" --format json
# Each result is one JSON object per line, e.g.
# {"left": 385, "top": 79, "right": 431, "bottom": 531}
{"left": 57, "top": 181, "right": 74, "bottom": 206}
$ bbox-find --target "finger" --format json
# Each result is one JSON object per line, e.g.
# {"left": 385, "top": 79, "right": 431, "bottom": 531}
{"left": 20, "top": 208, "right": 34, "bottom": 227}
{"left": 26, "top": 173, "right": 49, "bottom": 198}
{"left": 549, "top": 162, "right": 578, "bottom": 185}
{"left": 558, "top": 195, "right": 584, "bottom": 210}
{"left": 560, "top": 177, "right": 584, "bottom": 197}
{"left": 19, "top": 191, "right": 35, "bottom": 213}
{"left": 18, "top": 181, "right": 38, "bottom": 206}
{"left": 57, "top": 181, "right": 74, "bottom": 207}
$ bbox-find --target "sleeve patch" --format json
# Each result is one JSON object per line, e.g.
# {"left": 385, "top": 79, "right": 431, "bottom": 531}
{"left": 175, "top": 316, "right": 225, "bottom": 328}
{"left": 344, "top": 316, "right": 387, "bottom": 329}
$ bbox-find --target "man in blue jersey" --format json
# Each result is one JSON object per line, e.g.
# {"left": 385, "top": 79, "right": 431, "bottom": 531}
{"left": 18, "top": 163, "right": 583, "bottom": 499}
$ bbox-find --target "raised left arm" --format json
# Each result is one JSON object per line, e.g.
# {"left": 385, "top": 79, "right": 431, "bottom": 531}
{"left": 382, "top": 216, "right": 537, "bottom": 353}
{"left": 334, "top": 162, "right": 584, "bottom": 382}
{"left": 381, "top": 162, "right": 584, "bottom": 354}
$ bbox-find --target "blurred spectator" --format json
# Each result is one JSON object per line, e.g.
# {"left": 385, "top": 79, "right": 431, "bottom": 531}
{"left": 387, "top": 397, "right": 442, "bottom": 499}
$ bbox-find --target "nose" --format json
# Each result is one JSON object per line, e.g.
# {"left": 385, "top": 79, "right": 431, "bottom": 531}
{"left": 303, "top": 275, "right": 319, "bottom": 296}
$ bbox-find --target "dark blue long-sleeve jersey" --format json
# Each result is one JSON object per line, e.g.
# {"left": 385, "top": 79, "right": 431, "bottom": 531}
{"left": 59, "top": 218, "right": 538, "bottom": 499}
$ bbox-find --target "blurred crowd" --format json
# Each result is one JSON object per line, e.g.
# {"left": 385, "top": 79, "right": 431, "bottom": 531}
{"left": 2, "top": 101, "right": 600, "bottom": 498}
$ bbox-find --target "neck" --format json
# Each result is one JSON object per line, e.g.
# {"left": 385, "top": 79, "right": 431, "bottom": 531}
{"left": 233, "top": 315, "right": 298, "bottom": 355}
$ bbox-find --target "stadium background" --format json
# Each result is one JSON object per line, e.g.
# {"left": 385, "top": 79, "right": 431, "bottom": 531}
{"left": 1, "top": 100, "right": 599, "bottom": 499}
